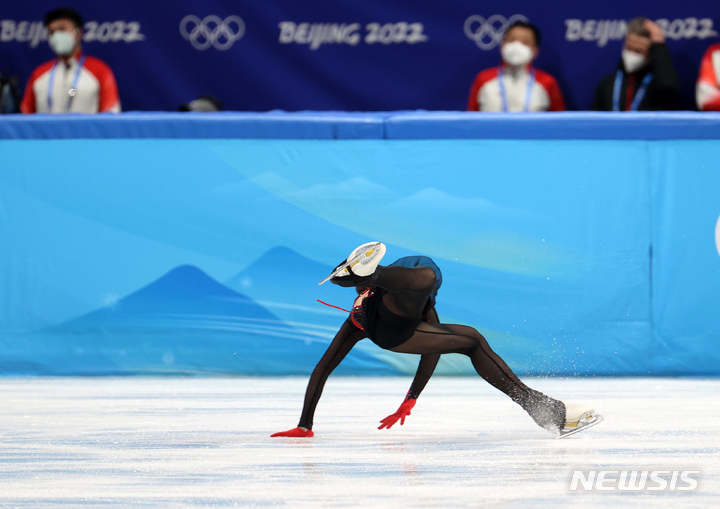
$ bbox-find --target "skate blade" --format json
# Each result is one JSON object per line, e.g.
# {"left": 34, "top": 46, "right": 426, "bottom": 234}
{"left": 557, "top": 412, "right": 604, "bottom": 439}
{"left": 318, "top": 242, "right": 382, "bottom": 285}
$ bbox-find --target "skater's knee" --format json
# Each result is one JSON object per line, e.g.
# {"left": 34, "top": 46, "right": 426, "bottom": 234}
{"left": 463, "top": 328, "right": 489, "bottom": 353}
{"left": 474, "top": 331, "right": 490, "bottom": 350}
{"left": 444, "top": 325, "right": 487, "bottom": 355}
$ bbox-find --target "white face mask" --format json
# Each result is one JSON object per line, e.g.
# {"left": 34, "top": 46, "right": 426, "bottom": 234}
{"left": 48, "top": 30, "right": 77, "bottom": 56}
{"left": 501, "top": 41, "right": 534, "bottom": 67}
{"left": 622, "top": 49, "right": 647, "bottom": 74}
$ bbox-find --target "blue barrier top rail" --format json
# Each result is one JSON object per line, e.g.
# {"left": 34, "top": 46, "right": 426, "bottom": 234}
{"left": 2, "top": 111, "right": 720, "bottom": 140}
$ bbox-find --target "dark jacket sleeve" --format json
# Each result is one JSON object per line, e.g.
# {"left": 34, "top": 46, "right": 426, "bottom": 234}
{"left": 591, "top": 72, "right": 615, "bottom": 111}
{"left": 649, "top": 43, "right": 680, "bottom": 94}
{"left": 646, "top": 43, "right": 680, "bottom": 110}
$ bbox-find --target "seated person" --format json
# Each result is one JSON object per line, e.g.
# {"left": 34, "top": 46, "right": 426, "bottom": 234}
{"left": 592, "top": 18, "right": 679, "bottom": 111}
{"left": 1, "top": 71, "right": 22, "bottom": 114}
{"left": 697, "top": 43, "right": 720, "bottom": 111}
{"left": 467, "top": 21, "right": 565, "bottom": 112}
{"left": 178, "top": 95, "right": 223, "bottom": 112}
{"left": 21, "top": 7, "right": 120, "bottom": 114}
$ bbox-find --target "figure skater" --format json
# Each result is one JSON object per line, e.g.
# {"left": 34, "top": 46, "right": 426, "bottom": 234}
{"left": 271, "top": 242, "right": 602, "bottom": 438}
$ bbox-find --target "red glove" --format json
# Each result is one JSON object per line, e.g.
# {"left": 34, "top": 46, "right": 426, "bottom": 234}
{"left": 378, "top": 399, "right": 416, "bottom": 429}
{"left": 270, "top": 427, "right": 314, "bottom": 437}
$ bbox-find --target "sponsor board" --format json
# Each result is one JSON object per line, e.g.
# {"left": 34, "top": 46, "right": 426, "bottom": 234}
{"left": 464, "top": 14, "right": 528, "bottom": 50}
{"left": 180, "top": 15, "right": 244, "bottom": 51}
{"left": 565, "top": 17, "right": 718, "bottom": 47}
{"left": 278, "top": 22, "right": 428, "bottom": 50}
{"left": 0, "top": 19, "right": 145, "bottom": 48}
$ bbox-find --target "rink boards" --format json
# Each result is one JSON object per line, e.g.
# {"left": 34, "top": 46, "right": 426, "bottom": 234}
{"left": 1, "top": 112, "right": 719, "bottom": 376}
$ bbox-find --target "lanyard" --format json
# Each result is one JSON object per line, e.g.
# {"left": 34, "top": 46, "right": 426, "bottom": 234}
{"left": 47, "top": 55, "right": 86, "bottom": 112}
{"left": 498, "top": 67, "right": 535, "bottom": 112}
{"left": 613, "top": 70, "right": 653, "bottom": 112}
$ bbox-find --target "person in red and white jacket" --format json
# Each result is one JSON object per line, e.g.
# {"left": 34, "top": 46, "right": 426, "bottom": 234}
{"left": 21, "top": 7, "right": 120, "bottom": 114}
{"left": 697, "top": 43, "right": 720, "bottom": 112}
{"left": 467, "top": 21, "right": 565, "bottom": 112}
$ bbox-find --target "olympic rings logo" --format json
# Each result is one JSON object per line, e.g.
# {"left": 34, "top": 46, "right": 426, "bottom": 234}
{"left": 179, "top": 15, "right": 245, "bottom": 51}
{"left": 464, "top": 14, "right": 528, "bottom": 50}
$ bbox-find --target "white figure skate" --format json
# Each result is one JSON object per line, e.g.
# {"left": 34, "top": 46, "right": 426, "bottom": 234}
{"left": 318, "top": 242, "right": 386, "bottom": 285}
{"left": 557, "top": 402, "right": 604, "bottom": 439}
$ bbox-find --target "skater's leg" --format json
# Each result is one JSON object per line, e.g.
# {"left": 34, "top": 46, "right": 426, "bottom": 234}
{"left": 391, "top": 322, "right": 565, "bottom": 433}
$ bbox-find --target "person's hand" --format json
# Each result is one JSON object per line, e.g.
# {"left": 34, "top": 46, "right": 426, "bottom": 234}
{"left": 644, "top": 19, "right": 665, "bottom": 44}
{"left": 378, "top": 399, "right": 416, "bottom": 429}
{"left": 270, "top": 427, "right": 314, "bottom": 437}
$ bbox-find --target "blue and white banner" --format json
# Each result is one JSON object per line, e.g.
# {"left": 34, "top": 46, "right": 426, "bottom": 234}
{"left": 0, "top": 136, "right": 641, "bottom": 375}
{"left": 2, "top": 114, "right": 720, "bottom": 376}
{"left": 650, "top": 141, "right": 720, "bottom": 375}
{"left": 0, "top": 125, "right": 686, "bottom": 376}
{"left": 1, "top": 1, "right": 718, "bottom": 111}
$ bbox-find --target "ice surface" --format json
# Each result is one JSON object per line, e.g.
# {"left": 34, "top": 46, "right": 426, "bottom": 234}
{"left": 0, "top": 377, "right": 718, "bottom": 507}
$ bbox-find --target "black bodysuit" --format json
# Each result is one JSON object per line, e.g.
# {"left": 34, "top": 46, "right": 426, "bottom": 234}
{"left": 362, "top": 288, "right": 421, "bottom": 349}
{"left": 296, "top": 256, "right": 565, "bottom": 434}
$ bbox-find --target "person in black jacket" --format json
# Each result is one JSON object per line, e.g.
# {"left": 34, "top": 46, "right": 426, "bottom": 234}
{"left": 592, "top": 18, "right": 679, "bottom": 111}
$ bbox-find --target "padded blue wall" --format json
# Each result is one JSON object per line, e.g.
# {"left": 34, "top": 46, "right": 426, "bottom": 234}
{"left": 1, "top": 113, "right": 719, "bottom": 376}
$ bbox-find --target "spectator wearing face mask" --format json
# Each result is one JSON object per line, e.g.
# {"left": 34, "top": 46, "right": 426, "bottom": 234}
{"left": 696, "top": 43, "right": 720, "bottom": 111}
{"left": 21, "top": 7, "right": 120, "bottom": 114}
{"left": 591, "top": 18, "right": 679, "bottom": 111}
{"left": 467, "top": 20, "right": 565, "bottom": 112}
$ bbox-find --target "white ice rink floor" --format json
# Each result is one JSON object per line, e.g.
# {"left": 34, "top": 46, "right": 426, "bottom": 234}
{"left": 1, "top": 376, "right": 718, "bottom": 508}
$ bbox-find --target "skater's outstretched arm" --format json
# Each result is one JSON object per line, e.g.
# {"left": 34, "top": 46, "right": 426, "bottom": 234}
{"left": 408, "top": 352, "right": 441, "bottom": 399}
{"left": 271, "top": 319, "right": 366, "bottom": 437}
{"left": 406, "top": 307, "right": 441, "bottom": 400}
{"left": 379, "top": 308, "right": 441, "bottom": 430}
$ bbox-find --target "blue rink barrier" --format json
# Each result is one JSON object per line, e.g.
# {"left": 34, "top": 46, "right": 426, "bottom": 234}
{"left": 2, "top": 111, "right": 720, "bottom": 140}
{"left": 1, "top": 112, "right": 719, "bottom": 377}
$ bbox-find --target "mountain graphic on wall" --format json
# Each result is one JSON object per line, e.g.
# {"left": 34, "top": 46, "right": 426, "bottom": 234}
{"left": 224, "top": 246, "right": 350, "bottom": 329}
{"left": 52, "top": 264, "right": 284, "bottom": 332}
{"left": 3, "top": 265, "right": 396, "bottom": 376}
{"left": 226, "top": 246, "right": 333, "bottom": 296}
